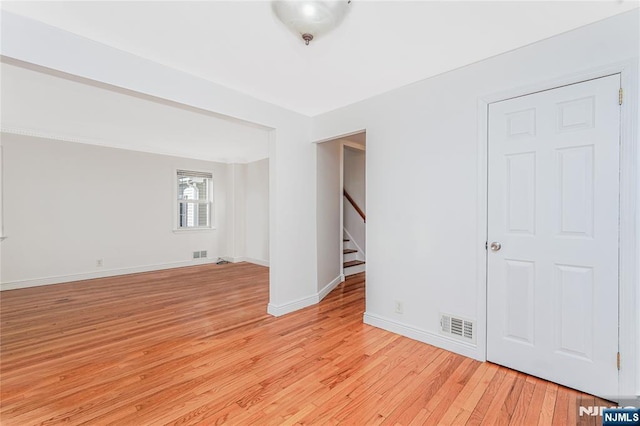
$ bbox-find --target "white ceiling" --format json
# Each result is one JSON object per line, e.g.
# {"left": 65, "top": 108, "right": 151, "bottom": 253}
{"left": 2, "top": 1, "right": 638, "bottom": 117}
{"left": 0, "top": 62, "right": 270, "bottom": 163}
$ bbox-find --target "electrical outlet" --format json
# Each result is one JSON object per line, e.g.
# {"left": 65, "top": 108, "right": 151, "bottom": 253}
{"left": 394, "top": 300, "right": 403, "bottom": 314}
{"left": 96, "top": 259, "right": 103, "bottom": 267}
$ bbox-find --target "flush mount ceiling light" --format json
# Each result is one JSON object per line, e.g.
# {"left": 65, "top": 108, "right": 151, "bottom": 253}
{"left": 272, "top": 1, "right": 351, "bottom": 45}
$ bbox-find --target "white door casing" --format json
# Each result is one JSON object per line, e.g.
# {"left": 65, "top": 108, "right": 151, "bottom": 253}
{"left": 486, "top": 74, "right": 621, "bottom": 398}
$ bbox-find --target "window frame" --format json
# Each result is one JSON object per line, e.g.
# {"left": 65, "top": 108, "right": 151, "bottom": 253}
{"left": 174, "top": 169, "right": 215, "bottom": 232}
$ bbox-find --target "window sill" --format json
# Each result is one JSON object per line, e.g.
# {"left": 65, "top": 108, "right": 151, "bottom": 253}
{"left": 172, "top": 228, "right": 216, "bottom": 234}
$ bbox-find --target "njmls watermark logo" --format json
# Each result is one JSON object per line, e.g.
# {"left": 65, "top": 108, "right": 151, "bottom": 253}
{"left": 578, "top": 397, "right": 640, "bottom": 426}
{"left": 602, "top": 408, "right": 640, "bottom": 425}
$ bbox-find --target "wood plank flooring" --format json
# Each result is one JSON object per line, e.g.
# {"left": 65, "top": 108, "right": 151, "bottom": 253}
{"left": 0, "top": 263, "right": 610, "bottom": 425}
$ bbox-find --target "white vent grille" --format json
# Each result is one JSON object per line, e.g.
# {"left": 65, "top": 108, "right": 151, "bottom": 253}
{"left": 441, "top": 315, "right": 451, "bottom": 333}
{"left": 464, "top": 321, "right": 473, "bottom": 340}
{"left": 193, "top": 251, "right": 208, "bottom": 260}
{"left": 440, "top": 314, "right": 475, "bottom": 343}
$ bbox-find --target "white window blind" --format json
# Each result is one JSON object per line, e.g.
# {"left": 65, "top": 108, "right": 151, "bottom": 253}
{"left": 177, "top": 170, "right": 213, "bottom": 229}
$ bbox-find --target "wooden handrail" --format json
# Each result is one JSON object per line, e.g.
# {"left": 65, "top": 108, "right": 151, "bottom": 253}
{"left": 343, "top": 190, "right": 366, "bottom": 223}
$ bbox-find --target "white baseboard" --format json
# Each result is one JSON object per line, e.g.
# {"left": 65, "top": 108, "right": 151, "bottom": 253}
{"left": 318, "top": 274, "right": 344, "bottom": 301}
{"left": 1, "top": 259, "right": 217, "bottom": 291}
{"left": 268, "top": 274, "right": 343, "bottom": 317}
{"left": 227, "top": 257, "right": 270, "bottom": 267}
{"left": 363, "top": 312, "right": 482, "bottom": 361}
{"left": 267, "top": 294, "right": 318, "bottom": 317}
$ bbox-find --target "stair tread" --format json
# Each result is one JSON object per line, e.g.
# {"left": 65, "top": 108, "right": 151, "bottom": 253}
{"left": 344, "top": 260, "right": 365, "bottom": 268}
{"left": 343, "top": 249, "right": 358, "bottom": 254}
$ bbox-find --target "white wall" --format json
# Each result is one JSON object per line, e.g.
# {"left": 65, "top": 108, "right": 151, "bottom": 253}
{"left": 343, "top": 146, "right": 366, "bottom": 255}
{"left": 344, "top": 146, "right": 366, "bottom": 210}
{"left": 312, "top": 10, "right": 639, "bottom": 393}
{"left": 316, "top": 140, "right": 342, "bottom": 293}
{"left": 1, "top": 133, "right": 230, "bottom": 288}
{"left": 1, "top": 135, "right": 270, "bottom": 289}
{"left": 245, "top": 158, "right": 269, "bottom": 264}
{"left": 1, "top": 11, "right": 317, "bottom": 315}
{"left": 227, "top": 159, "right": 270, "bottom": 265}
{"left": 227, "top": 163, "right": 246, "bottom": 260}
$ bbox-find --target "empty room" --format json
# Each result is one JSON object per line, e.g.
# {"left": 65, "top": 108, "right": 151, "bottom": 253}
{"left": 1, "top": 1, "right": 639, "bottom": 425}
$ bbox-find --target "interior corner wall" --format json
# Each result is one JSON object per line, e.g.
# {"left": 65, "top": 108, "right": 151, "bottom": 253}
{"left": 316, "top": 139, "right": 342, "bottom": 293}
{"left": 0, "top": 133, "right": 230, "bottom": 289}
{"left": 311, "top": 10, "right": 639, "bottom": 365}
{"left": 228, "top": 163, "right": 247, "bottom": 260}
{"left": 244, "top": 158, "right": 269, "bottom": 264}
{"left": 227, "top": 159, "right": 270, "bottom": 265}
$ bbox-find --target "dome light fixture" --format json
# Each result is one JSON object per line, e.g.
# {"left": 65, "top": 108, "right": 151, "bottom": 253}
{"left": 272, "top": 1, "right": 351, "bottom": 46}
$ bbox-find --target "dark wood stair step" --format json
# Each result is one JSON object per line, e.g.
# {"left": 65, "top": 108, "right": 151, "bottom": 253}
{"left": 343, "top": 248, "right": 357, "bottom": 254}
{"left": 344, "top": 260, "right": 365, "bottom": 268}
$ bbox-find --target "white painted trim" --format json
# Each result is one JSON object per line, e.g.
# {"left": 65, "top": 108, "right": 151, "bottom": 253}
{"left": 343, "top": 141, "right": 365, "bottom": 151}
{"left": 318, "top": 274, "right": 343, "bottom": 301}
{"left": 267, "top": 294, "right": 318, "bottom": 317}
{"left": 172, "top": 227, "right": 217, "bottom": 233}
{"left": 340, "top": 142, "right": 345, "bottom": 279}
{"left": 0, "top": 259, "right": 217, "bottom": 291}
{"left": 267, "top": 129, "right": 279, "bottom": 310}
{"left": 313, "top": 129, "right": 367, "bottom": 145}
{"left": 617, "top": 60, "right": 639, "bottom": 397}
{"left": 343, "top": 227, "right": 365, "bottom": 260}
{"left": 363, "top": 312, "right": 481, "bottom": 361}
{"left": 475, "top": 96, "right": 489, "bottom": 363}
{"left": 229, "top": 257, "right": 270, "bottom": 267}
{"left": 268, "top": 274, "right": 343, "bottom": 317}
{"left": 477, "top": 59, "right": 639, "bottom": 398}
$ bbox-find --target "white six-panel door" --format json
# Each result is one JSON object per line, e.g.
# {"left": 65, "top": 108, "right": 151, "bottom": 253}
{"left": 487, "top": 75, "right": 621, "bottom": 398}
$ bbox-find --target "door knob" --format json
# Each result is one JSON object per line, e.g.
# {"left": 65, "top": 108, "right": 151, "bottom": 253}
{"left": 490, "top": 242, "right": 502, "bottom": 252}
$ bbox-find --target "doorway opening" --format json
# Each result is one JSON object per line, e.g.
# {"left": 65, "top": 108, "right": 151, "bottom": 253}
{"left": 315, "top": 131, "right": 366, "bottom": 299}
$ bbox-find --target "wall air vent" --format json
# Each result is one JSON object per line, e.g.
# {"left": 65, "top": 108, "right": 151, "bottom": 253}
{"left": 193, "top": 251, "right": 208, "bottom": 260}
{"left": 440, "top": 313, "right": 475, "bottom": 343}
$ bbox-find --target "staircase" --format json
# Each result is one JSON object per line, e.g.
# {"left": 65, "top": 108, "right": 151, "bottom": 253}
{"left": 343, "top": 236, "right": 365, "bottom": 276}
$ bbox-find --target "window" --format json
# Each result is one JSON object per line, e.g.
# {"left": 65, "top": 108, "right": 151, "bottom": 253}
{"left": 177, "top": 170, "right": 213, "bottom": 229}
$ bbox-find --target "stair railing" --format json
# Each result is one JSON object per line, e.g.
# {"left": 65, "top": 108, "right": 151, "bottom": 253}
{"left": 343, "top": 190, "right": 366, "bottom": 223}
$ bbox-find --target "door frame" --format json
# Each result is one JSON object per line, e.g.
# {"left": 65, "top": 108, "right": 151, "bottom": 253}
{"left": 313, "top": 129, "right": 367, "bottom": 289}
{"left": 475, "top": 59, "right": 639, "bottom": 398}
{"left": 341, "top": 140, "right": 366, "bottom": 278}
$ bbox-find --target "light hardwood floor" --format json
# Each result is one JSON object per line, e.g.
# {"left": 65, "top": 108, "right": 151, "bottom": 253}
{"left": 1, "top": 263, "right": 608, "bottom": 425}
